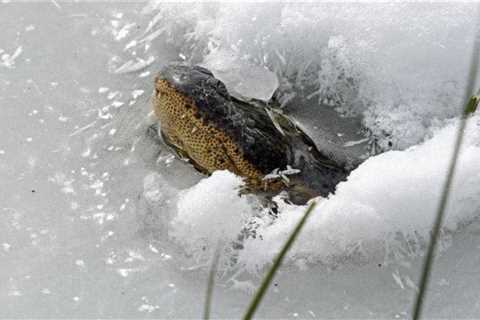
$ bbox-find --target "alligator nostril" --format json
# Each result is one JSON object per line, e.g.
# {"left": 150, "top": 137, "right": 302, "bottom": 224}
{"left": 155, "top": 88, "right": 163, "bottom": 98}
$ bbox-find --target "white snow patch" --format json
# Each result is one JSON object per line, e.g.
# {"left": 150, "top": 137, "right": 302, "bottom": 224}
{"left": 239, "top": 116, "right": 480, "bottom": 271}
{"left": 170, "top": 171, "right": 256, "bottom": 261}
{"left": 0, "top": 46, "right": 23, "bottom": 68}
{"left": 166, "top": 116, "right": 480, "bottom": 271}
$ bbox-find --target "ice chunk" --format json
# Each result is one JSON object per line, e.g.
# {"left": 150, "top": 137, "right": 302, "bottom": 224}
{"left": 202, "top": 48, "right": 279, "bottom": 102}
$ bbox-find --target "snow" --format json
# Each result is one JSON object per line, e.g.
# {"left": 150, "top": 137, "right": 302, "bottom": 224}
{"left": 1, "top": 1, "right": 480, "bottom": 318}
{"left": 169, "top": 117, "right": 480, "bottom": 273}
{"left": 138, "top": 2, "right": 479, "bottom": 149}
{"left": 0, "top": 46, "right": 23, "bottom": 68}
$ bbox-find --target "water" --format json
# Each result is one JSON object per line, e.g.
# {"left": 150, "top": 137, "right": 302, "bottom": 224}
{"left": 1, "top": 2, "right": 480, "bottom": 318}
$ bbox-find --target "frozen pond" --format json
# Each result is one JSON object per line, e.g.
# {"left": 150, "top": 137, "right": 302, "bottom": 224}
{"left": 1, "top": 2, "right": 480, "bottom": 318}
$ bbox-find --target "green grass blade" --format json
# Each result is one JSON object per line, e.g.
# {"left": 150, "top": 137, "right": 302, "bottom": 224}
{"left": 412, "top": 18, "right": 480, "bottom": 320}
{"left": 464, "top": 94, "right": 479, "bottom": 115}
{"left": 203, "top": 244, "right": 221, "bottom": 320}
{"left": 243, "top": 201, "right": 317, "bottom": 320}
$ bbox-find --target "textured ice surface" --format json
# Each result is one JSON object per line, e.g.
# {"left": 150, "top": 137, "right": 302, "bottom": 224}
{"left": 2, "top": 1, "right": 480, "bottom": 318}
{"left": 202, "top": 48, "right": 279, "bottom": 102}
{"left": 139, "top": 2, "right": 479, "bottom": 150}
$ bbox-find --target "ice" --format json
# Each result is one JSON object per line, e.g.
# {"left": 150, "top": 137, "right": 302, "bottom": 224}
{"left": 139, "top": 2, "right": 479, "bottom": 149}
{"left": 2, "top": 1, "right": 480, "bottom": 318}
{"left": 110, "top": 56, "right": 156, "bottom": 74}
{"left": 0, "top": 46, "right": 23, "bottom": 68}
{"left": 202, "top": 48, "right": 279, "bottom": 102}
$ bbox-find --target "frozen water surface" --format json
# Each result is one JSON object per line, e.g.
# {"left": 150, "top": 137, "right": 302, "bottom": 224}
{"left": 1, "top": 1, "right": 480, "bottom": 318}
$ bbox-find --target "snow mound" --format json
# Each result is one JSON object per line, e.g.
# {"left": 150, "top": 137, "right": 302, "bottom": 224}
{"left": 170, "top": 171, "right": 258, "bottom": 262}
{"left": 167, "top": 115, "right": 480, "bottom": 272}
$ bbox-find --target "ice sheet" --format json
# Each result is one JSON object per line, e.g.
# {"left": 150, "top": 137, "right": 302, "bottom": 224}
{"left": 2, "top": 1, "right": 480, "bottom": 318}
